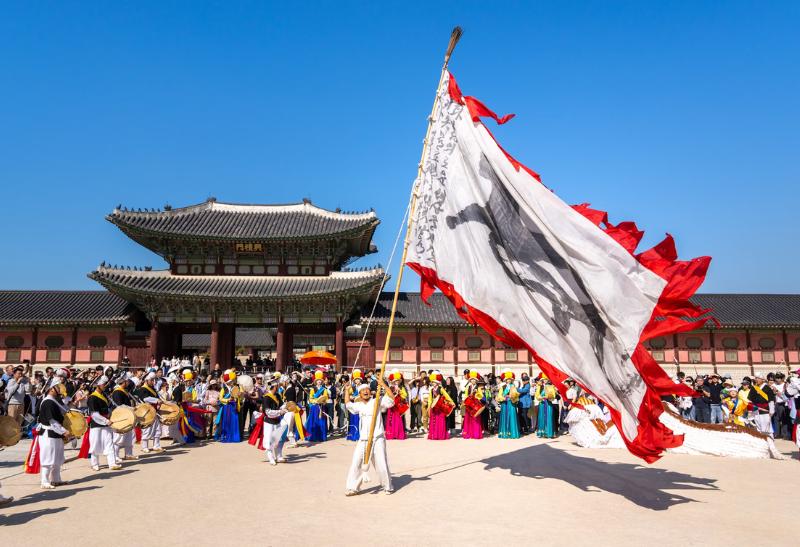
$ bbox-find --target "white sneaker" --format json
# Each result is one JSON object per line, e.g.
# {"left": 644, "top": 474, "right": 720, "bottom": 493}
{"left": 345, "top": 490, "right": 357, "bottom": 496}
{"left": 40, "top": 483, "right": 55, "bottom": 490}
{"left": 141, "top": 448, "right": 151, "bottom": 454}
{"left": 0, "top": 496, "right": 13, "bottom": 507}
{"left": 277, "top": 457, "right": 287, "bottom": 463}
{"left": 91, "top": 465, "right": 101, "bottom": 471}
{"left": 384, "top": 488, "right": 394, "bottom": 495}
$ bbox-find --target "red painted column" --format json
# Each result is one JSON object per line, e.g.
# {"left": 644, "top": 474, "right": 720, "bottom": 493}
{"left": 70, "top": 327, "right": 78, "bottom": 366}
{"left": 276, "top": 320, "right": 285, "bottom": 371}
{"left": 149, "top": 320, "right": 159, "bottom": 364}
{"left": 490, "top": 337, "right": 496, "bottom": 375}
{"left": 452, "top": 329, "right": 459, "bottom": 376}
{"left": 30, "top": 327, "right": 38, "bottom": 366}
{"left": 210, "top": 320, "right": 220, "bottom": 369}
{"left": 415, "top": 328, "right": 421, "bottom": 375}
{"left": 335, "top": 318, "right": 346, "bottom": 371}
{"left": 745, "top": 329, "right": 754, "bottom": 377}
{"left": 118, "top": 328, "right": 125, "bottom": 367}
{"left": 709, "top": 330, "right": 717, "bottom": 373}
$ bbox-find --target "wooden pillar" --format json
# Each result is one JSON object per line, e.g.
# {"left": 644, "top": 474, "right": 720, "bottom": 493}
{"left": 276, "top": 320, "right": 286, "bottom": 371}
{"left": 672, "top": 333, "right": 680, "bottom": 373}
{"left": 709, "top": 330, "right": 717, "bottom": 373}
{"left": 221, "top": 324, "right": 235, "bottom": 368}
{"left": 70, "top": 327, "right": 78, "bottom": 366}
{"left": 149, "top": 320, "right": 159, "bottom": 364}
{"left": 335, "top": 318, "right": 345, "bottom": 371}
{"left": 118, "top": 328, "right": 125, "bottom": 367}
{"left": 745, "top": 329, "right": 754, "bottom": 377}
{"left": 527, "top": 346, "right": 533, "bottom": 376}
{"left": 286, "top": 330, "right": 294, "bottom": 369}
{"left": 782, "top": 329, "right": 790, "bottom": 371}
{"left": 452, "top": 329, "right": 459, "bottom": 377}
{"left": 415, "top": 328, "right": 422, "bottom": 375}
{"left": 210, "top": 320, "right": 220, "bottom": 368}
{"left": 490, "top": 337, "right": 496, "bottom": 375}
{"left": 30, "top": 327, "right": 39, "bottom": 366}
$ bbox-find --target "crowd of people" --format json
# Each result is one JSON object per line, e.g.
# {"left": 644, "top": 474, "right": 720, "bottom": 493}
{"left": 1, "top": 360, "right": 798, "bottom": 505}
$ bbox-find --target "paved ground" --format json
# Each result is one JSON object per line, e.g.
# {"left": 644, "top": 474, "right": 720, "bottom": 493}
{"left": 0, "top": 432, "right": 796, "bottom": 546}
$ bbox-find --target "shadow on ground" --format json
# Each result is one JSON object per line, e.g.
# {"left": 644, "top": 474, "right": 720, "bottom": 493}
{"left": 0, "top": 506, "right": 67, "bottom": 526}
{"left": 5, "top": 486, "right": 101, "bottom": 509}
{"left": 482, "top": 443, "right": 718, "bottom": 511}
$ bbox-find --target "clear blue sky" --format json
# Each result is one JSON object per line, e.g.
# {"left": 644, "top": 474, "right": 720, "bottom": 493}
{"left": 1, "top": 1, "right": 797, "bottom": 293}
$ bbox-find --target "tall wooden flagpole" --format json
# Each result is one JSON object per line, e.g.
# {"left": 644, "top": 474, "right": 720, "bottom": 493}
{"left": 363, "top": 26, "right": 463, "bottom": 466}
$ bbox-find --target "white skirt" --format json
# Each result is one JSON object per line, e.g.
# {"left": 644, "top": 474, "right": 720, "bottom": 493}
{"left": 89, "top": 426, "right": 114, "bottom": 456}
{"left": 39, "top": 434, "right": 65, "bottom": 467}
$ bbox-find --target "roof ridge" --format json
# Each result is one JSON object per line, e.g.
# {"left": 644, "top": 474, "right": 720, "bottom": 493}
{"left": 110, "top": 199, "right": 377, "bottom": 220}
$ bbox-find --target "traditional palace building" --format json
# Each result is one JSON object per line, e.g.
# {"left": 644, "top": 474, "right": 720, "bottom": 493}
{"left": 1, "top": 199, "right": 798, "bottom": 382}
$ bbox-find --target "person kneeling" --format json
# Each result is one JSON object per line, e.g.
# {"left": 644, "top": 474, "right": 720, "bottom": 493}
{"left": 344, "top": 381, "right": 394, "bottom": 496}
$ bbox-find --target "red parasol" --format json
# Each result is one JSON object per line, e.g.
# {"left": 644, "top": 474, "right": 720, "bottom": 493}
{"left": 299, "top": 350, "right": 337, "bottom": 366}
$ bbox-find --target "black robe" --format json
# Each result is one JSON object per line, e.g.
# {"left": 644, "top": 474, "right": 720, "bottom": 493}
{"left": 111, "top": 388, "right": 133, "bottom": 407}
{"left": 262, "top": 392, "right": 281, "bottom": 425}
{"left": 87, "top": 391, "right": 111, "bottom": 428}
{"left": 38, "top": 397, "right": 66, "bottom": 439}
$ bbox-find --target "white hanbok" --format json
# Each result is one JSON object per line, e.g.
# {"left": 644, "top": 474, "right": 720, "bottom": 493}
{"left": 345, "top": 395, "right": 395, "bottom": 493}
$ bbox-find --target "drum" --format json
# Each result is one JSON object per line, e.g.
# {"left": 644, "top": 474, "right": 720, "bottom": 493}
{"left": 0, "top": 415, "right": 22, "bottom": 447}
{"left": 237, "top": 374, "right": 254, "bottom": 393}
{"left": 313, "top": 390, "right": 329, "bottom": 405}
{"left": 134, "top": 403, "right": 156, "bottom": 428}
{"left": 62, "top": 410, "right": 88, "bottom": 438}
{"left": 393, "top": 395, "right": 409, "bottom": 415}
{"left": 158, "top": 401, "right": 182, "bottom": 425}
{"left": 182, "top": 391, "right": 196, "bottom": 403}
{"left": 110, "top": 405, "right": 136, "bottom": 434}
{"left": 431, "top": 395, "right": 455, "bottom": 416}
{"left": 230, "top": 386, "right": 242, "bottom": 399}
{"left": 464, "top": 396, "right": 485, "bottom": 418}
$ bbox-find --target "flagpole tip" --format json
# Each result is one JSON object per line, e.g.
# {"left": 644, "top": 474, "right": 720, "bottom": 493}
{"left": 445, "top": 26, "right": 463, "bottom": 64}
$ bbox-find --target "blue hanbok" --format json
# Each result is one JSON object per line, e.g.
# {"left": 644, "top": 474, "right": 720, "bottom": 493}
{"left": 304, "top": 385, "right": 328, "bottom": 442}
{"left": 214, "top": 385, "right": 241, "bottom": 443}
{"left": 536, "top": 384, "right": 557, "bottom": 439}
{"left": 497, "top": 384, "right": 520, "bottom": 439}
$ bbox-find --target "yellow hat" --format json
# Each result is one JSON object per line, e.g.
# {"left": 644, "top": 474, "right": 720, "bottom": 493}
{"left": 314, "top": 370, "right": 324, "bottom": 381}
{"left": 429, "top": 371, "right": 443, "bottom": 383}
{"left": 352, "top": 369, "right": 362, "bottom": 379}
{"left": 468, "top": 371, "right": 479, "bottom": 380}
{"left": 388, "top": 370, "right": 403, "bottom": 382}
{"left": 182, "top": 370, "right": 194, "bottom": 381}
{"left": 501, "top": 369, "right": 515, "bottom": 381}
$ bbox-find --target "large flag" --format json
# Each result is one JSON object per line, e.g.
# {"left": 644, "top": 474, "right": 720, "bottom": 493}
{"left": 407, "top": 72, "right": 713, "bottom": 462}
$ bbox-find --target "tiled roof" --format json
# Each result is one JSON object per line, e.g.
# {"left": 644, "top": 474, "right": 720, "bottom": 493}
{"left": 108, "top": 200, "right": 378, "bottom": 241}
{"left": 363, "top": 292, "right": 469, "bottom": 327}
{"left": 0, "top": 291, "right": 133, "bottom": 326}
{"left": 89, "top": 266, "right": 386, "bottom": 300}
{"left": 182, "top": 329, "right": 274, "bottom": 349}
{"left": 690, "top": 294, "right": 800, "bottom": 328}
{"left": 364, "top": 292, "right": 800, "bottom": 329}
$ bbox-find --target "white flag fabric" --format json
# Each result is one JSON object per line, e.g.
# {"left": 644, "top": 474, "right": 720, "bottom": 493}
{"left": 407, "top": 72, "right": 711, "bottom": 462}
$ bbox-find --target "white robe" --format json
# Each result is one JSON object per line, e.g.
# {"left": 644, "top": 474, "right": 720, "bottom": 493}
{"left": 345, "top": 396, "right": 394, "bottom": 492}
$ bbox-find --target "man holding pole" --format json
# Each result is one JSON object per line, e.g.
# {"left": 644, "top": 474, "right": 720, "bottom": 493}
{"left": 344, "top": 379, "right": 395, "bottom": 496}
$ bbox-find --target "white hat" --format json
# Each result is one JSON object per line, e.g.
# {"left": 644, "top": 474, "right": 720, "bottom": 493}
{"left": 145, "top": 372, "right": 157, "bottom": 381}
{"left": 96, "top": 375, "right": 109, "bottom": 386}
{"left": 129, "top": 377, "right": 141, "bottom": 387}
{"left": 357, "top": 383, "right": 372, "bottom": 393}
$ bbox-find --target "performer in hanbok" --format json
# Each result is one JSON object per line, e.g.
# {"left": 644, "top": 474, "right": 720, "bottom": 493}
{"left": 215, "top": 369, "right": 241, "bottom": 443}
{"left": 722, "top": 388, "right": 747, "bottom": 426}
{"left": 344, "top": 381, "right": 395, "bottom": 496}
{"left": 87, "top": 376, "right": 121, "bottom": 471}
{"left": 748, "top": 374, "right": 775, "bottom": 436}
{"left": 461, "top": 371, "right": 484, "bottom": 439}
{"left": 427, "top": 371, "right": 453, "bottom": 440}
{"left": 535, "top": 374, "right": 558, "bottom": 439}
{"left": 385, "top": 370, "right": 407, "bottom": 440}
{"left": 261, "top": 379, "right": 288, "bottom": 465}
{"left": 496, "top": 370, "right": 520, "bottom": 439}
{"left": 173, "top": 368, "right": 206, "bottom": 445}
{"left": 135, "top": 372, "right": 164, "bottom": 453}
{"left": 346, "top": 369, "right": 363, "bottom": 441}
{"left": 38, "top": 377, "right": 69, "bottom": 488}
{"left": 305, "top": 371, "right": 329, "bottom": 442}
{"left": 281, "top": 374, "right": 307, "bottom": 446}
{"left": 110, "top": 379, "right": 138, "bottom": 461}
